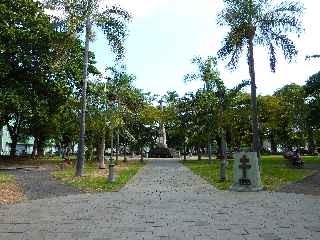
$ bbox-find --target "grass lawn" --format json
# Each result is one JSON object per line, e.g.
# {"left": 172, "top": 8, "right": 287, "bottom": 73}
{"left": 0, "top": 172, "right": 25, "bottom": 204}
{"left": 51, "top": 161, "right": 144, "bottom": 192}
{"left": 301, "top": 155, "right": 320, "bottom": 164}
{"left": 182, "top": 155, "right": 317, "bottom": 191}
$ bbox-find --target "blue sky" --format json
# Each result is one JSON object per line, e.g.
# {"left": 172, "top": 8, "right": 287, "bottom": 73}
{"left": 91, "top": 0, "right": 320, "bottom": 97}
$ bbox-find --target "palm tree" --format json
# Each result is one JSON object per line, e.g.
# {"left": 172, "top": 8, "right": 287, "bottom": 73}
{"left": 46, "top": 0, "right": 131, "bottom": 176}
{"left": 217, "top": 0, "right": 303, "bottom": 161}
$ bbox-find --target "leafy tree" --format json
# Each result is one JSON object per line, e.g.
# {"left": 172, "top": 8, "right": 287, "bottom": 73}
{"left": 257, "top": 95, "right": 281, "bottom": 153}
{"left": 184, "top": 56, "right": 220, "bottom": 163}
{"left": 304, "top": 72, "right": 320, "bottom": 150}
{"left": 184, "top": 56, "right": 249, "bottom": 180}
{"left": 45, "top": 0, "right": 131, "bottom": 176}
{"left": 125, "top": 91, "right": 158, "bottom": 162}
{"left": 274, "top": 84, "right": 307, "bottom": 150}
{"left": 217, "top": 0, "right": 304, "bottom": 161}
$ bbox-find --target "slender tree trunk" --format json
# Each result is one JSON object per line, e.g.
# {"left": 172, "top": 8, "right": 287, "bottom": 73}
{"left": 32, "top": 139, "right": 38, "bottom": 158}
{"left": 270, "top": 129, "right": 277, "bottom": 154}
{"left": 140, "top": 146, "right": 144, "bottom": 163}
{"left": 98, "top": 135, "right": 105, "bottom": 169}
{"left": 208, "top": 140, "right": 212, "bottom": 164}
{"left": 7, "top": 122, "right": 19, "bottom": 161}
{"left": 75, "top": 18, "right": 91, "bottom": 177}
{"left": 0, "top": 127, "right": 3, "bottom": 155}
{"left": 37, "top": 137, "right": 45, "bottom": 156}
{"left": 108, "top": 128, "right": 115, "bottom": 182}
{"left": 248, "top": 34, "right": 261, "bottom": 163}
{"left": 183, "top": 140, "right": 187, "bottom": 161}
{"left": 219, "top": 103, "right": 227, "bottom": 181}
{"left": 61, "top": 146, "right": 66, "bottom": 160}
{"left": 110, "top": 129, "right": 114, "bottom": 162}
{"left": 65, "top": 147, "right": 70, "bottom": 161}
{"left": 123, "top": 141, "right": 127, "bottom": 162}
{"left": 307, "top": 126, "right": 315, "bottom": 154}
{"left": 197, "top": 147, "right": 201, "bottom": 160}
{"left": 116, "top": 130, "right": 119, "bottom": 162}
{"left": 10, "top": 134, "right": 18, "bottom": 161}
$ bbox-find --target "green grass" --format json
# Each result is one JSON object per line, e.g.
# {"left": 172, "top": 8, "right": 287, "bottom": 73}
{"left": 182, "top": 155, "right": 317, "bottom": 191}
{"left": 51, "top": 161, "right": 144, "bottom": 192}
{"left": 301, "top": 155, "right": 320, "bottom": 164}
{"left": 0, "top": 172, "right": 16, "bottom": 184}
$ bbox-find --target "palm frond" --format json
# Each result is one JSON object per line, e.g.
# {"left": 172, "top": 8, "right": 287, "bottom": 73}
{"left": 96, "top": 6, "right": 131, "bottom": 60}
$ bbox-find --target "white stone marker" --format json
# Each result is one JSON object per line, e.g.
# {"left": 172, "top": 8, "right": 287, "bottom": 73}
{"left": 230, "top": 152, "right": 263, "bottom": 192}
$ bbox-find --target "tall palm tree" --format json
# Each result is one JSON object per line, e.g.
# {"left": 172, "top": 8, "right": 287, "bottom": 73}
{"left": 46, "top": 0, "right": 131, "bottom": 176}
{"left": 217, "top": 0, "right": 303, "bottom": 161}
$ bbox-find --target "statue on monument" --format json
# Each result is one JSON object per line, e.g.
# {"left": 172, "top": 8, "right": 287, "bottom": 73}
{"left": 149, "top": 98, "right": 172, "bottom": 158}
{"left": 157, "top": 98, "right": 167, "bottom": 148}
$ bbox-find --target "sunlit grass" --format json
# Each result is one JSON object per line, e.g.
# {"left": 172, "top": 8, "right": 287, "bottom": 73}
{"left": 182, "top": 155, "right": 317, "bottom": 191}
{"left": 51, "top": 161, "right": 144, "bottom": 192}
{"left": 0, "top": 172, "right": 15, "bottom": 183}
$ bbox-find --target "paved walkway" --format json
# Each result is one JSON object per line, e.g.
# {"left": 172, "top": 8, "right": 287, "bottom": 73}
{"left": 0, "top": 159, "right": 320, "bottom": 240}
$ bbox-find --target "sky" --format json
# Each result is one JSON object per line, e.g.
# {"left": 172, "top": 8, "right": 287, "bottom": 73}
{"left": 91, "top": 0, "right": 320, "bottom": 97}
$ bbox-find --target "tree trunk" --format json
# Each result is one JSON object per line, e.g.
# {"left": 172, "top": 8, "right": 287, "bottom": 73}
{"left": 75, "top": 18, "right": 91, "bottom": 177}
{"left": 219, "top": 104, "right": 227, "bottom": 181}
{"left": 248, "top": 34, "right": 261, "bottom": 163}
{"left": 197, "top": 147, "right": 202, "bottom": 160}
{"left": 116, "top": 130, "right": 119, "bottom": 162}
{"left": 183, "top": 141, "right": 187, "bottom": 161}
{"left": 32, "top": 139, "right": 38, "bottom": 158}
{"left": 10, "top": 134, "right": 18, "bottom": 161}
{"left": 98, "top": 136, "right": 105, "bottom": 169}
{"left": 123, "top": 141, "right": 127, "bottom": 162}
{"left": 208, "top": 141, "right": 212, "bottom": 164}
{"left": 37, "top": 137, "right": 45, "bottom": 156}
{"left": 0, "top": 127, "right": 3, "bottom": 155}
{"left": 307, "top": 126, "right": 315, "bottom": 154}
{"left": 140, "top": 146, "right": 144, "bottom": 163}
{"left": 110, "top": 128, "right": 114, "bottom": 163}
{"left": 7, "top": 122, "right": 19, "bottom": 161}
{"left": 270, "top": 129, "right": 277, "bottom": 154}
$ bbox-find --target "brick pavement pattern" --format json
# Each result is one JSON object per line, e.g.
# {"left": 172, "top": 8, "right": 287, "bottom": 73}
{"left": 0, "top": 159, "right": 319, "bottom": 240}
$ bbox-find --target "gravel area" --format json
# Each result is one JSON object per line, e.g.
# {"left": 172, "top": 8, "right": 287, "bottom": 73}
{"left": 0, "top": 167, "right": 81, "bottom": 200}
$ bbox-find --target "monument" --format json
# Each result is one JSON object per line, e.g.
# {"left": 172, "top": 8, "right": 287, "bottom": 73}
{"left": 230, "top": 152, "right": 263, "bottom": 192}
{"left": 157, "top": 99, "right": 167, "bottom": 148}
{"left": 149, "top": 99, "right": 172, "bottom": 158}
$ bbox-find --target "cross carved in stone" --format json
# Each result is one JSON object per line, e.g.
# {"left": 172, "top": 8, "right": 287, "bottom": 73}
{"left": 239, "top": 155, "right": 251, "bottom": 180}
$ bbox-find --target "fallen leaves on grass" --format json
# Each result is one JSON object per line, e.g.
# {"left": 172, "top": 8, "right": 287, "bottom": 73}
{"left": 0, "top": 183, "right": 25, "bottom": 204}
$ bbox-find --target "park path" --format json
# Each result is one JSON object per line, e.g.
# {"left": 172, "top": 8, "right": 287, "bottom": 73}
{"left": 0, "top": 159, "right": 320, "bottom": 240}
{"left": 120, "top": 159, "right": 216, "bottom": 194}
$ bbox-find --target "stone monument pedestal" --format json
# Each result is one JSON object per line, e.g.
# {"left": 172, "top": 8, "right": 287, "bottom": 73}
{"left": 230, "top": 152, "right": 263, "bottom": 192}
{"left": 149, "top": 143, "right": 173, "bottom": 158}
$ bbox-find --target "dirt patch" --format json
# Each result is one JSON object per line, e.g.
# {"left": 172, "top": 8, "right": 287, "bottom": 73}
{"left": 0, "top": 183, "right": 25, "bottom": 205}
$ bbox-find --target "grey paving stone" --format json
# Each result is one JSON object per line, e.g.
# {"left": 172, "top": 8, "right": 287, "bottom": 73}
{"left": 0, "top": 159, "right": 319, "bottom": 240}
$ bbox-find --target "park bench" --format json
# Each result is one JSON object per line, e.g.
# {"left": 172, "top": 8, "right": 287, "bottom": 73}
{"left": 283, "top": 151, "right": 304, "bottom": 168}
